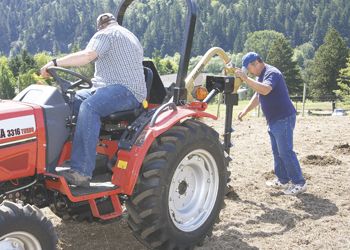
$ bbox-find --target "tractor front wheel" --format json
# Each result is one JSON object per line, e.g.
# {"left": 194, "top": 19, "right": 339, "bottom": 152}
{"left": 0, "top": 201, "right": 57, "bottom": 250}
{"left": 126, "top": 119, "right": 227, "bottom": 249}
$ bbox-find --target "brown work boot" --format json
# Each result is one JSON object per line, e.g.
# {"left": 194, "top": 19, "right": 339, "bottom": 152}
{"left": 60, "top": 169, "right": 91, "bottom": 187}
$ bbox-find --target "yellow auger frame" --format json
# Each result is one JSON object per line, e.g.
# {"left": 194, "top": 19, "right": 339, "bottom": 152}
{"left": 185, "top": 47, "right": 243, "bottom": 102}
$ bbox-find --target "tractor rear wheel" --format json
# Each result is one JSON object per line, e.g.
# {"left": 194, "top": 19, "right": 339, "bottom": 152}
{"left": 0, "top": 201, "right": 57, "bottom": 250}
{"left": 126, "top": 119, "right": 227, "bottom": 249}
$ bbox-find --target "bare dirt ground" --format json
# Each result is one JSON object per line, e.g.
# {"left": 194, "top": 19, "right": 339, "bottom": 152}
{"left": 47, "top": 116, "right": 350, "bottom": 250}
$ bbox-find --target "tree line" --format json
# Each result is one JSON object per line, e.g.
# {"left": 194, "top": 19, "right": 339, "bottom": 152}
{"left": 1, "top": 27, "right": 349, "bottom": 104}
{"left": 0, "top": 0, "right": 350, "bottom": 58}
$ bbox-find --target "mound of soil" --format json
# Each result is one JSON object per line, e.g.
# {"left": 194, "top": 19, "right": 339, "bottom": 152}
{"left": 333, "top": 143, "right": 350, "bottom": 154}
{"left": 301, "top": 155, "right": 342, "bottom": 166}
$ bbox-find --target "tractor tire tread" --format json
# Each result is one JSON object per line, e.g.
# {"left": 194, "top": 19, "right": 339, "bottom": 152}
{"left": 0, "top": 201, "right": 57, "bottom": 250}
{"left": 126, "top": 119, "right": 227, "bottom": 249}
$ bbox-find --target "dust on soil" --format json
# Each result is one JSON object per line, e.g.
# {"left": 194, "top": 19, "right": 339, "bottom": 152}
{"left": 46, "top": 116, "right": 350, "bottom": 250}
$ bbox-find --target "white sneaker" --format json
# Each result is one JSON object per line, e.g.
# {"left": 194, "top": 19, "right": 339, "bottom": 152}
{"left": 283, "top": 183, "right": 307, "bottom": 195}
{"left": 266, "top": 179, "right": 289, "bottom": 189}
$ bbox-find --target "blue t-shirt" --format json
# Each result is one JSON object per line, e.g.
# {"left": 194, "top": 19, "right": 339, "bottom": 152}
{"left": 258, "top": 64, "right": 296, "bottom": 124}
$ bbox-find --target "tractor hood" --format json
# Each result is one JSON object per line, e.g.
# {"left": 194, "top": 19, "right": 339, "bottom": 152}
{"left": 0, "top": 100, "right": 38, "bottom": 141}
{"left": 0, "top": 100, "right": 34, "bottom": 116}
{"left": 0, "top": 99, "right": 46, "bottom": 181}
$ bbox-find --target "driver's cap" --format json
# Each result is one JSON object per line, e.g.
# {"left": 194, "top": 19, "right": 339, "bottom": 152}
{"left": 97, "top": 13, "right": 116, "bottom": 31}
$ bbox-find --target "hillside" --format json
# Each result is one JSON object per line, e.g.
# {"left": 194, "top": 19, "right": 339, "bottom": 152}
{"left": 0, "top": 0, "right": 349, "bottom": 57}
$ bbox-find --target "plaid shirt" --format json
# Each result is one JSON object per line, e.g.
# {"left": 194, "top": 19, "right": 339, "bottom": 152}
{"left": 86, "top": 24, "right": 146, "bottom": 102}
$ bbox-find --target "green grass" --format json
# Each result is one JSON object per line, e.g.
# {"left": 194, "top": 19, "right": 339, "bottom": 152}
{"left": 293, "top": 100, "right": 350, "bottom": 111}
{"left": 205, "top": 99, "right": 350, "bottom": 118}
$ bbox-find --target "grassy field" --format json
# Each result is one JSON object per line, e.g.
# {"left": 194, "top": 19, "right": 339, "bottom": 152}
{"left": 206, "top": 99, "right": 350, "bottom": 119}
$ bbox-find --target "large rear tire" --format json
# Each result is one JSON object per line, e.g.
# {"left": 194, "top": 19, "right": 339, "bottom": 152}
{"left": 126, "top": 119, "right": 227, "bottom": 249}
{"left": 0, "top": 201, "right": 57, "bottom": 250}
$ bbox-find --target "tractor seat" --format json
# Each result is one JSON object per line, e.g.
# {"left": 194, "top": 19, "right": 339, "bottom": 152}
{"left": 102, "top": 67, "right": 153, "bottom": 123}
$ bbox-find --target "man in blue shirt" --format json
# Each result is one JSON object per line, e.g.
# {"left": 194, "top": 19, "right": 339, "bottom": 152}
{"left": 235, "top": 52, "right": 306, "bottom": 195}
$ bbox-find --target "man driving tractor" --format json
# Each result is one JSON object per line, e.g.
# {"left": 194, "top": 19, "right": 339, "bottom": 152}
{"left": 40, "top": 13, "right": 147, "bottom": 187}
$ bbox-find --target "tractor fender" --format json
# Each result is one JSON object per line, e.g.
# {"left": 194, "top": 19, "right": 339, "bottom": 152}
{"left": 112, "top": 106, "right": 217, "bottom": 195}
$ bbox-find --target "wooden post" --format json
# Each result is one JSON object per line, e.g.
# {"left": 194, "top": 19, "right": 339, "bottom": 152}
{"left": 302, "top": 83, "right": 307, "bottom": 117}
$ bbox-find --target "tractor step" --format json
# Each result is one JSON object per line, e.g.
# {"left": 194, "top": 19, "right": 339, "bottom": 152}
{"left": 71, "top": 172, "right": 116, "bottom": 196}
{"left": 89, "top": 195, "right": 123, "bottom": 220}
{"left": 45, "top": 172, "right": 124, "bottom": 221}
{"left": 70, "top": 181, "right": 117, "bottom": 196}
{"left": 45, "top": 172, "right": 121, "bottom": 203}
{"left": 53, "top": 169, "right": 117, "bottom": 196}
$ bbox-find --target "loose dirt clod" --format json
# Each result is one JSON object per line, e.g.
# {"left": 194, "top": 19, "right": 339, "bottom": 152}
{"left": 301, "top": 155, "right": 342, "bottom": 166}
{"left": 226, "top": 185, "right": 240, "bottom": 200}
{"left": 333, "top": 143, "right": 350, "bottom": 155}
{"left": 262, "top": 170, "right": 275, "bottom": 180}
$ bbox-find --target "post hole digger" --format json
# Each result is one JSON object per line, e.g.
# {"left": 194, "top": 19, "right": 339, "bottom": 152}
{"left": 0, "top": 0, "right": 243, "bottom": 249}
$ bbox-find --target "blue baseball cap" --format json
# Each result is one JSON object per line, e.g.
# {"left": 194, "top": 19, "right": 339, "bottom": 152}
{"left": 242, "top": 52, "right": 261, "bottom": 70}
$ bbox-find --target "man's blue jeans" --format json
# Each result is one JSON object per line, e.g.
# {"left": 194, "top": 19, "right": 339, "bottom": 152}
{"left": 70, "top": 84, "right": 140, "bottom": 177}
{"left": 268, "top": 114, "right": 305, "bottom": 185}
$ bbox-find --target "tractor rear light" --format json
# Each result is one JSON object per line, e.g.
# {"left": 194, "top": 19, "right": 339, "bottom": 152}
{"left": 194, "top": 86, "right": 208, "bottom": 101}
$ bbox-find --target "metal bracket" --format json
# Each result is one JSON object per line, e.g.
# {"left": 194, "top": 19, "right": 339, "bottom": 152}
{"left": 150, "top": 102, "right": 178, "bottom": 127}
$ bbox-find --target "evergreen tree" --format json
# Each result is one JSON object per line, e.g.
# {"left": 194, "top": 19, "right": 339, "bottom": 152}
{"left": 8, "top": 50, "right": 37, "bottom": 77}
{"left": 7, "top": 50, "right": 38, "bottom": 92}
{"left": 312, "top": 1, "right": 329, "bottom": 48}
{"left": 267, "top": 36, "right": 303, "bottom": 96}
{"left": 308, "top": 28, "right": 349, "bottom": 100}
{"left": 0, "top": 57, "right": 15, "bottom": 99}
{"left": 335, "top": 56, "right": 350, "bottom": 104}
{"left": 1, "top": 0, "right": 350, "bottom": 58}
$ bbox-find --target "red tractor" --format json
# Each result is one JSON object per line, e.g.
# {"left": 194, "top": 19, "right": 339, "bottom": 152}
{"left": 0, "top": 1, "right": 240, "bottom": 249}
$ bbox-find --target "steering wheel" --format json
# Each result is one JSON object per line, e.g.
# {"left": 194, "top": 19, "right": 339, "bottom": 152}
{"left": 46, "top": 66, "right": 92, "bottom": 92}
